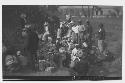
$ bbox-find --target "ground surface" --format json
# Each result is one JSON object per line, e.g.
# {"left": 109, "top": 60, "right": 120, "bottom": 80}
{"left": 3, "top": 17, "right": 122, "bottom": 77}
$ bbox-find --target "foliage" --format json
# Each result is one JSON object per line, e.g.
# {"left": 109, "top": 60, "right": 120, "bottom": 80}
{"left": 113, "top": 7, "right": 122, "bottom": 16}
{"left": 2, "top": 5, "right": 59, "bottom": 49}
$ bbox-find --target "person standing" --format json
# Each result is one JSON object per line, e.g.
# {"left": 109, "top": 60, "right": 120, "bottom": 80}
{"left": 71, "top": 21, "right": 79, "bottom": 44}
{"left": 97, "top": 23, "right": 105, "bottom": 53}
{"left": 57, "top": 22, "right": 64, "bottom": 40}
{"left": 22, "top": 26, "right": 39, "bottom": 71}
{"left": 85, "top": 20, "right": 93, "bottom": 41}
{"left": 84, "top": 20, "right": 93, "bottom": 50}
{"left": 77, "top": 20, "right": 86, "bottom": 45}
{"left": 42, "top": 22, "right": 50, "bottom": 42}
{"left": 50, "top": 16, "right": 60, "bottom": 43}
{"left": 61, "top": 14, "right": 72, "bottom": 38}
{"left": 66, "top": 21, "right": 74, "bottom": 38}
{"left": 20, "top": 13, "right": 27, "bottom": 29}
{"left": 65, "top": 14, "right": 72, "bottom": 24}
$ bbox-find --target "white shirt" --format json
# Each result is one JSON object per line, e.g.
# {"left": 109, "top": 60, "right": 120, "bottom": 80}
{"left": 71, "top": 48, "right": 84, "bottom": 61}
{"left": 72, "top": 26, "right": 79, "bottom": 33}
{"left": 99, "top": 29, "right": 102, "bottom": 32}
{"left": 71, "top": 48, "right": 78, "bottom": 56}
{"left": 78, "top": 25, "right": 85, "bottom": 32}
{"left": 45, "top": 26, "right": 49, "bottom": 32}
{"left": 57, "top": 28, "right": 61, "bottom": 38}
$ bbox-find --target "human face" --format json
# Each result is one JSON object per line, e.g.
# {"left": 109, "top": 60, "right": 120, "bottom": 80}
{"left": 20, "top": 13, "right": 26, "bottom": 18}
{"left": 66, "top": 15, "right": 71, "bottom": 20}
{"left": 22, "top": 30, "right": 28, "bottom": 37}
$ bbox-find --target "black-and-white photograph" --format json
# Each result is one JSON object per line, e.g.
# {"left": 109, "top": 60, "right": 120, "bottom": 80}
{"left": 2, "top": 5, "right": 123, "bottom": 81}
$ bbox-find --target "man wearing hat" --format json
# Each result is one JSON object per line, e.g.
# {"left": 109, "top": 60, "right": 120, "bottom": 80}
{"left": 84, "top": 20, "right": 93, "bottom": 50}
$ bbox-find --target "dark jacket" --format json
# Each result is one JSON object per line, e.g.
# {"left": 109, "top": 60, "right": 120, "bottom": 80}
{"left": 20, "top": 18, "right": 27, "bottom": 29}
{"left": 98, "top": 28, "right": 105, "bottom": 40}
{"left": 26, "top": 31, "right": 39, "bottom": 52}
{"left": 85, "top": 24, "right": 93, "bottom": 35}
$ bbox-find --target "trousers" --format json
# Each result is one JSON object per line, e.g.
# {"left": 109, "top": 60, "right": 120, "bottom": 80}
{"left": 98, "top": 40, "right": 104, "bottom": 53}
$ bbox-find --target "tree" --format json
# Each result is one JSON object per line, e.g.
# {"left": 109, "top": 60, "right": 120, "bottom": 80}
{"left": 114, "top": 7, "right": 122, "bottom": 16}
{"left": 48, "top": 5, "right": 59, "bottom": 12}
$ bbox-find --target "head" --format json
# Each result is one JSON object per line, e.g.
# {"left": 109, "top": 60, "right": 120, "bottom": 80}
{"left": 75, "top": 44, "right": 80, "bottom": 49}
{"left": 78, "top": 20, "right": 82, "bottom": 25}
{"left": 20, "top": 13, "right": 26, "bottom": 19}
{"left": 85, "top": 20, "right": 90, "bottom": 25}
{"left": 22, "top": 24, "right": 32, "bottom": 37}
{"left": 99, "top": 23, "right": 104, "bottom": 29}
{"left": 71, "top": 40, "right": 74, "bottom": 43}
{"left": 48, "top": 37, "right": 52, "bottom": 43}
{"left": 59, "top": 47, "right": 66, "bottom": 53}
{"left": 56, "top": 38, "right": 60, "bottom": 44}
{"left": 16, "top": 51, "right": 21, "bottom": 56}
{"left": 22, "top": 28, "right": 28, "bottom": 37}
{"left": 60, "top": 22, "right": 64, "bottom": 28}
{"left": 70, "top": 21, "right": 75, "bottom": 27}
{"left": 67, "top": 37, "right": 71, "bottom": 42}
{"left": 44, "top": 22, "right": 49, "bottom": 27}
{"left": 66, "top": 14, "right": 71, "bottom": 21}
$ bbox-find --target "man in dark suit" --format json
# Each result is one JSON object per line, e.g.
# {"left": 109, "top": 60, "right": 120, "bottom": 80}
{"left": 84, "top": 20, "right": 93, "bottom": 51}
{"left": 97, "top": 23, "right": 105, "bottom": 53}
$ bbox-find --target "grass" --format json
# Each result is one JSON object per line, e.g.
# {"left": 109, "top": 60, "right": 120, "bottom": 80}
{"left": 3, "top": 17, "right": 123, "bottom": 77}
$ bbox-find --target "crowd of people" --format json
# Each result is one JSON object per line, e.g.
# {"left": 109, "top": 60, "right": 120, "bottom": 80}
{"left": 3, "top": 13, "right": 108, "bottom": 76}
